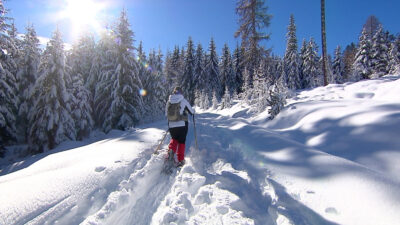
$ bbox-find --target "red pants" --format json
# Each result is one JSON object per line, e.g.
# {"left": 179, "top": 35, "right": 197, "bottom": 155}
{"left": 168, "top": 122, "right": 188, "bottom": 162}
{"left": 168, "top": 139, "right": 185, "bottom": 161}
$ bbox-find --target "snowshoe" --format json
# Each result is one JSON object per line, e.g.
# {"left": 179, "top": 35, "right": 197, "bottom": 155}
{"left": 176, "top": 160, "right": 185, "bottom": 168}
{"left": 161, "top": 149, "right": 176, "bottom": 174}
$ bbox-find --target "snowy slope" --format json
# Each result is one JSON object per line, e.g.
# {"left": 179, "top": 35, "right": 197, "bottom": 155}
{"left": 1, "top": 76, "right": 400, "bottom": 225}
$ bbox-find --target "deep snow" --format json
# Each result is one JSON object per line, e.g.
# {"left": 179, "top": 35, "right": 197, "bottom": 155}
{"left": 1, "top": 76, "right": 400, "bottom": 225}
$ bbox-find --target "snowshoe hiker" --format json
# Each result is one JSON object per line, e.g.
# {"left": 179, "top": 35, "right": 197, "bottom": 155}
{"left": 166, "top": 86, "right": 195, "bottom": 167}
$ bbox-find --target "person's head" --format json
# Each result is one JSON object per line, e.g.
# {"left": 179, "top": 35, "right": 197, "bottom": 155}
{"left": 173, "top": 86, "right": 182, "bottom": 95}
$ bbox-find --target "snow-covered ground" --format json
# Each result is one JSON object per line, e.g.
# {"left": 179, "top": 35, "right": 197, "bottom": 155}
{"left": 1, "top": 76, "right": 400, "bottom": 225}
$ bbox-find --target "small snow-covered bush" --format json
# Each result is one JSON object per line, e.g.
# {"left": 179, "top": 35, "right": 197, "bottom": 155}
{"left": 267, "top": 85, "right": 287, "bottom": 119}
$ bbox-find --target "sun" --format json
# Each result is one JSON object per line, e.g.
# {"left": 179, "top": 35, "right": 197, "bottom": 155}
{"left": 59, "top": 0, "right": 106, "bottom": 38}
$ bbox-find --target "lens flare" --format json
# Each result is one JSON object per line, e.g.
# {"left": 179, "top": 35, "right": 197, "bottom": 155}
{"left": 139, "top": 89, "right": 147, "bottom": 96}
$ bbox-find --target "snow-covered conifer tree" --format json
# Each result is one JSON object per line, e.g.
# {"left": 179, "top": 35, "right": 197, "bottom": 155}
{"left": 181, "top": 37, "right": 196, "bottom": 104}
{"left": 232, "top": 44, "right": 244, "bottom": 94}
{"left": 0, "top": 2, "right": 18, "bottom": 150}
{"left": 254, "top": 60, "right": 269, "bottom": 112}
{"left": 370, "top": 25, "right": 389, "bottom": 77}
{"left": 302, "top": 38, "right": 320, "bottom": 88}
{"left": 242, "top": 67, "right": 253, "bottom": 104}
{"left": 141, "top": 49, "right": 167, "bottom": 121}
{"left": 166, "top": 46, "right": 182, "bottom": 90}
{"left": 220, "top": 43, "right": 235, "bottom": 96}
{"left": 69, "top": 31, "right": 95, "bottom": 85}
{"left": 332, "top": 45, "right": 344, "bottom": 84}
{"left": 388, "top": 36, "right": 400, "bottom": 74}
{"left": 0, "top": 57, "right": 18, "bottom": 148}
{"left": 136, "top": 41, "right": 147, "bottom": 85}
{"left": 16, "top": 24, "right": 41, "bottom": 142}
{"left": 69, "top": 73, "right": 94, "bottom": 140}
{"left": 211, "top": 91, "right": 219, "bottom": 109}
{"left": 267, "top": 85, "right": 286, "bottom": 120}
{"left": 220, "top": 86, "right": 232, "bottom": 109}
{"left": 298, "top": 39, "right": 307, "bottom": 89}
{"left": 109, "top": 9, "right": 144, "bottom": 130}
{"left": 267, "top": 68, "right": 287, "bottom": 120}
{"left": 205, "top": 38, "right": 221, "bottom": 99}
{"left": 353, "top": 28, "right": 372, "bottom": 80}
{"left": 194, "top": 89, "right": 202, "bottom": 109}
{"left": 201, "top": 90, "right": 210, "bottom": 109}
{"left": 284, "top": 14, "right": 300, "bottom": 90}
{"left": 194, "top": 43, "right": 205, "bottom": 94}
{"left": 28, "top": 29, "right": 75, "bottom": 152}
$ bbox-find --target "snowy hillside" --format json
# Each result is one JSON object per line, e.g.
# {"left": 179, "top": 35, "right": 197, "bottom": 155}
{"left": 1, "top": 76, "right": 400, "bottom": 225}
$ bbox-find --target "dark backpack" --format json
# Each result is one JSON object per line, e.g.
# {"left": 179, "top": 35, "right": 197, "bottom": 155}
{"left": 167, "top": 102, "right": 181, "bottom": 121}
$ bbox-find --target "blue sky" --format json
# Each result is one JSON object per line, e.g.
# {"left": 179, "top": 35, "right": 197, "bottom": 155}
{"left": 5, "top": 0, "right": 400, "bottom": 57}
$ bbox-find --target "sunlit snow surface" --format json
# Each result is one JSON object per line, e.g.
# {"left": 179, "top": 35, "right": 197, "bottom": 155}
{"left": 1, "top": 75, "right": 400, "bottom": 225}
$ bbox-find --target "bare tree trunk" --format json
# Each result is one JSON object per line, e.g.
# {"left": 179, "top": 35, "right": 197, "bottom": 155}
{"left": 321, "top": 0, "right": 328, "bottom": 86}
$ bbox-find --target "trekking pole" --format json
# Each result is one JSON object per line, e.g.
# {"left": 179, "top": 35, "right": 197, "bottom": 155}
{"left": 192, "top": 114, "right": 199, "bottom": 151}
{"left": 154, "top": 129, "right": 169, "bottom": 155}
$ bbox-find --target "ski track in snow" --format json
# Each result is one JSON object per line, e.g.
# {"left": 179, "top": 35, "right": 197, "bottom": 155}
{"left": 78, "top": 112, "right": 340, "bottom": 225}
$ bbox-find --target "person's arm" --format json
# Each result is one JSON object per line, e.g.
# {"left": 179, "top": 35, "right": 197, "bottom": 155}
{"left": 182, "top": 99, "right": 195, "bottom": 115}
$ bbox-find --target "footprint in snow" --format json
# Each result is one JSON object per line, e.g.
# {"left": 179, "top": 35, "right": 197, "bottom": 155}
{"left": 95, "top": 166, "right": 106, "bottom": 172}
{"left": 325, "top": 207, "right": 339, "bottom": 215}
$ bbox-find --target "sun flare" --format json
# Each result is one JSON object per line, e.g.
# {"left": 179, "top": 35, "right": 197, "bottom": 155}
{"left": 59, "top": 0, "right": 106, "bottom": 38}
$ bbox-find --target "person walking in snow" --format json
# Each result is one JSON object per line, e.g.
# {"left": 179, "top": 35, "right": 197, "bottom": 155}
{"left": 166, "top": 86, "right": 195, "bottom": 167}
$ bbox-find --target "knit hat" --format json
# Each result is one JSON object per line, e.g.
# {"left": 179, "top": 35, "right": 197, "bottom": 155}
{"left": 173, "top": 86, "right": 182, "bottom": 94}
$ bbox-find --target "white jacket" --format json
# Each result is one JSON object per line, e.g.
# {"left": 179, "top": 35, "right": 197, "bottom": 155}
{"left": 166, "top": 94, "right": 195, "bottom": 128}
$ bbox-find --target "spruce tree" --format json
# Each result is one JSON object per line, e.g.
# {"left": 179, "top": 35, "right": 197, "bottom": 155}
{"left": 254, "top": 60, "right": 269, "bottom": 112}
{"left": 220, "top": 43, "right": 235, "bottom": 96}
{"left": 0, "top": 1, "right": 18, "bottom": 152}
{"left": 28, "top": 29, "right": 75, "bottom": 152}
{"left": 69, "top": 73, "right": 94, "bottom": 140}
{"left": 332, "top": 45, "right": 344, "bottom": 84}
{"left": 242, "top": 67, "right": 253, "bottom": 104}
{"left": 167, "top": 46, "right": 182, "bottom": 89}
{"left": 92, "top": 30, "right": 118, "bottom": 131}
{"left": 110, "top": 9, "right": 144, "bottom": 130}
{"left": 370, "top": 25, "right": 390, "bottom": 77}
{"left": 211, "top": 91, "right": 219, "bottom": 109}
{"left": 69, "top": 31, "right": 95, "bottom": 85}
{"left": 221, "top": 86, "right": 232, "bottom": 109}
{"left": 163, "top": 50, "right": 173, "bottom": 90}
{"left": 298, "top": 39, "right": 307, "bottom": 88}
{"left": 302, "top": 38, "right": 320, "bottom": 88}
{"left": 354, "top": 28, "right": 372, "bottom": 80}
{"left": 17, "top": 24, "right": 41, "bottom": 142}
{"left": 136, "top": 40, "right": 147, "bottom": 87}
{"left": 232, "top": 44, "right": 244, "bottom": 94}
{"left": 194, "top": 43, "right": 205, "bottom": 93}
{"left": 205, "top": 38, "right": 221, "bottom": 99}
{"left": 141, "top": 49, "right": 167, "bottom": 121}
{"left": 284, "top": 14, "right": 300, "bottom": 90}
{"left": 388, "top": 36, "right": 400, "bottom": 74}
{"left": 181, "top": 37, "right": 196, "bottom": 104}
